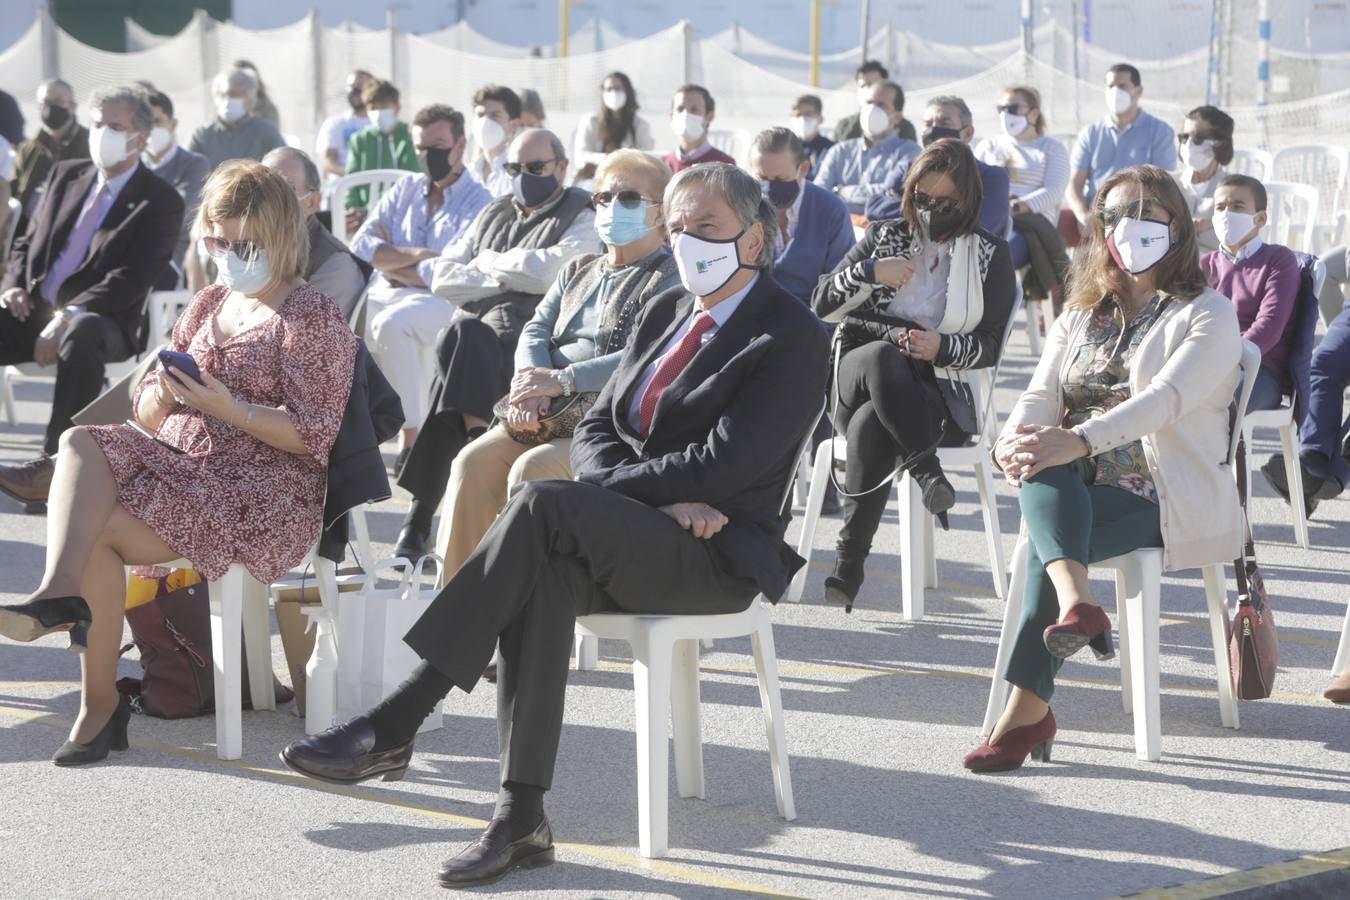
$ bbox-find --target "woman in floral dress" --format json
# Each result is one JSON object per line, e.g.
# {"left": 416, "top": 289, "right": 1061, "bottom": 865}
{"left": 0, "top": 161, "right": 356, "bottom": 765}
{"left": 965, "top": 165, "right": 1244, "bottom": 772}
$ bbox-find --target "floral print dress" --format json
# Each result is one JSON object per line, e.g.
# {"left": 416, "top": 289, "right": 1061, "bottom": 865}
{"left": 1061, "top": 293, "right": 1171, "bottom": 502}
{"left": 86, "top": 284, "right": 358, "bottom": 583}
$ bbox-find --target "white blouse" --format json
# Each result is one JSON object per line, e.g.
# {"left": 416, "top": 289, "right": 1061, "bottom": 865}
{"left": 572, "top": 113, "right": 655, "bottom": 168}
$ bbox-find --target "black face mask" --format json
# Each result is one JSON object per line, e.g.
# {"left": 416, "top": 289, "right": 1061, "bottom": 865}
{"left": 513, "top": 171, "right": 558, "bottom": 208}
{"left": 919, "top": 206, "right": 966, "bottom": 243}
{"left": 418, "top": 146, "right": 455, "bottom": 183}
{"left": 921, "top": 125, "right": 963, "bottom": 147}
{"left": 764, "top": 178, "right": 800, "bottom": 210}
{"left": 41, "top": 103, "right": 71, "bottom": 131}
{"left": 347, "top": 90, "right": 364, "bottom": 113}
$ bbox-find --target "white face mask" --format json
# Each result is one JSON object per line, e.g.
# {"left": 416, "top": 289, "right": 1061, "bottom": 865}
{"left": 672, "top": 230, "right": 751, "bottom": 296}
{"left": 147, "top": 126, "right": 174, "bottom": 157}
{"left": 208, "top": 242, "right": 273, "bottom": 296}
{"left": 1105, "top": 86, "right": 1133, "bottom": 116}
{"left": 601, "top": 89, "right": 627, "bottom": 112}
{"left": 789, "top": 115, "right": 819, "bottom": 141}
{"left": 1001, "top": 111, "right": 1029, "bottom": 137}
{"left": 369, "top": 107, "right": 397, "bottom": 133}
{"left": 671, "top": 111, "right": 705, "bottom": 142}
{"left": 860, "top": 103, "right": 891, "bottom": 138}
{"left": 89, "top": 125, "right": 130, "bottom": 169}
{"left": 218, "top": 96, "right": 247, "bottom": 123}
{"left": 1183, "top": 139, "right": 1215, "bottom": 172}
{"left": 1213, "top": 209, "right": 1258, "bottom": 249}
{"left": 474, "top": 115, "right": 507, "bottom": 153}
{"left": 1108, "top": 216, "right": 1171, "bottom": 274}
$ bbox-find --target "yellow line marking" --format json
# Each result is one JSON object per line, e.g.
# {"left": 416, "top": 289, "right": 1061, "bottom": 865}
{"left": 1119, "top": 845, "right": 1350, "bottom": 898}
{"left": 0, "top": 703, "right": 802, "bottom": 898}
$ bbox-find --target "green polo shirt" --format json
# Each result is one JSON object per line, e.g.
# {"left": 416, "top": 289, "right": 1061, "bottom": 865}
{"left": 345, "top": 122, "right": 419, "bottom": 209}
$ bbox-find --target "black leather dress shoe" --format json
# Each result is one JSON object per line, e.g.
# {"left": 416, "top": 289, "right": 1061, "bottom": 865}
{"left": 279, "top": 715, "right": 413, "bottom": 785}
{"left": 393, "top": 524, "right": 429, "bottom": 562}
{"left": 438, "top": 816, "right": 554, "bottom": 888}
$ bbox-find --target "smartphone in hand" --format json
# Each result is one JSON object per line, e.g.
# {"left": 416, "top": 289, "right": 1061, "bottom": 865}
{"left": 124, "top": 419, "right": 185, "bottom": 454}
{"left": 158, "top": 350, "right": 205, "bottom": 385}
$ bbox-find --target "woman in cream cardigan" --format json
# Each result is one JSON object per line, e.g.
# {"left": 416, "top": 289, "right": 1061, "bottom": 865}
{"left": 965, "top": 164, "right": 1243, "bottom": 773}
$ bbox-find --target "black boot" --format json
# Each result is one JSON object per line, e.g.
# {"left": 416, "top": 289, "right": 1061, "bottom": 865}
{"left": 393, "top": 500, "right": 434, "bottom": 561}
{"left": 912, "top": 462, "right": 956, "bottom": 531}
{"left": 824, "top": 549, "right": 867, "bottom": 613}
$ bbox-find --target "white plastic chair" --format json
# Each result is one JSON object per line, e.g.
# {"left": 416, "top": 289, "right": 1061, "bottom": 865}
{"left": 981, "top": 340, "right": 1260, "bottom": 762}
{"left": 787, "top": 286, "right": 1024, "bottom": 617}
{"left": 1240, "top": 259, "right": 1326, "bottom": 550}
{"left": 1332, "top": 603, "right": 1350, "bottom": 682}
{"left": 705, "top": 128, "right": 752, "bottom": 167}
{"left": 570, "top": 411, "right": 818, "bottom": 859}
{"left": 1263, "top": 181, "right": 1320, "bottom": 254}
{"left": 1270, "top": 143, "right": 1349, "bottom": 240}
{"left": 1228, "top": 149, "right": 1273, "bottom": 182}
{"left": 327, "top": 168, "right": 409, "bottom": 245}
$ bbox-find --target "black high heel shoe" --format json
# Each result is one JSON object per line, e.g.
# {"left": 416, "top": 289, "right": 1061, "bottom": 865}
{"left": 0, "top": 596, "right": 92, "bottom": 652}
{"left": 53, "top": 698, "right": 131, "bottom": 766}
{"left": 823, "top": 553, "right": 866, "bottom": 614}
{"left": 914, "top": 470, "right": 956, "bottom": 531}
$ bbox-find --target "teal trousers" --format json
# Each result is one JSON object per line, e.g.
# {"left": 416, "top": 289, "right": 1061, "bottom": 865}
{"left": 1003, "top": 458, "right": 1163, "bottom": 702}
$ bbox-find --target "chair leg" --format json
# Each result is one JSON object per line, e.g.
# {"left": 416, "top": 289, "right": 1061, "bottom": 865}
{"left": 1331, "top": 599, "right": 1350, "bottom": 678}
{"left": 241, "top": 572, "right": 275, "bottom": 712}
{"left": 1203, "top": 564, "right": 1240, "bottom": 729}
{"left": 982, "top": 538, "right": 1027, "bottom": 737}
{"left": 788, "top": 441, "right": 832, "bottom": 604}
{"left": 630, "top": 631, "right": 673, "bottom": 858}
{"left": 793, "top": 446, "right": 812, "bottom": 508}
{"left": 750, "top": 608, "right": 795, "bottom": 820}
{"left": 209, "top": 566, "right": 245, "bottom": 760}
{"left": 923, "top": 508, "right": 938, "bottom": 589}
{"left": 1116, "top": 572, "right": 1133, "bottom": 715}
{"left": 1, "top": 368, "right": 15, "bottom": 427}
{"left": 1025, "top": 299, "right": 1043, "bottom": 355}
{"left": 670, "top": 638, "right": 705, "bottom": 801}
{"left": 1121, "top": 557, "right": 1162, "bottom": 761}
{"left": 898, "top": 474, "right": 925, "bottom": 621}
{"left": 1280, "top": 422, "right": 1311, "bottom": 549}
{"left": 974, "top": 458, "right": 1008, "bottom": 600}
{"left": 349, "top": 506, "right": 374, "bottom": 572}
{"left": 573, "top": 633, "right": 599, "bottom": 671}
{"left": 1241, "top": 423, "right": 1255, "bottom": 513}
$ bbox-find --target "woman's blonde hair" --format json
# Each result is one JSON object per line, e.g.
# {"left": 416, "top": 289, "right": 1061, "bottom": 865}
{"left": 1063, "top": 164, "right": 1208, "bottom": 311}
{"left": 595, "top": 150, "right": 673, "bottom": 212}
{"left": 197, "top": 159, "right": 308, "bottom": 285}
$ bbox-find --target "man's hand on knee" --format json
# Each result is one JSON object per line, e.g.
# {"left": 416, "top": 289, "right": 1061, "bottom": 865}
{"left": 1, "top": 287, "right": 32, "bottom": 322}
{"left": 659, "top": 502, "right": 729, "bottom": 539}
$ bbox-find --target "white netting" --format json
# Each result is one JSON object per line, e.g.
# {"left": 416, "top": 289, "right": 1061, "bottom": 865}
{"left": 124, "top": 18, "right": 167, "bottom": 52}
{"left": 214, "top": 19, "right": 318, "bottom": 142}
{"left": 1, "top": 20, "right": 45, "bottom": 130}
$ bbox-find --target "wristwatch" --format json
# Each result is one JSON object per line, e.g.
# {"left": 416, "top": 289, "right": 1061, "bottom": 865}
{"left": 557, "top": 367, "right": 574, "bottom": 398}
{"left": 1070, "top": 426, "right": 1093, "bottom": 456}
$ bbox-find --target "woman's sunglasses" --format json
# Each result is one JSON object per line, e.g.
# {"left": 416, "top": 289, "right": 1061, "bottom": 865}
{"left": 591, "top": 189, "right": 656, "bottom": 209}
{"left": 995, "top": 103, "right": 1026, "bottom": 115}
{"left": 201, "top": 235, "right": 264, "bottom": 262}
{"left": 505, "top": 158, "right": 558, "bottom": 177}
{"left": 911, "top": 190, "right": 960, "bottom": 216}
{"left": 1095, "top": 196, "right": 1164, "bottom": 229}
{"left": 1177, "top": 133, "right": 1210, "bottom": 146}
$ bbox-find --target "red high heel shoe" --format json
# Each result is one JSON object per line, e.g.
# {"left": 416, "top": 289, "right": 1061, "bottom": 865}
{"left": 1043, "top": 602, "right": 1114, "bottom": 661}
{"left": 963, "top": 709, "right": 1057, "bottom": 773}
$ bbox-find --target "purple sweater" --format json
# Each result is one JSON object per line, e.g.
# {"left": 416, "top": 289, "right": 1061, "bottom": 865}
{"left": 1200, "top": 241, "right": 1301, "bottom": 377}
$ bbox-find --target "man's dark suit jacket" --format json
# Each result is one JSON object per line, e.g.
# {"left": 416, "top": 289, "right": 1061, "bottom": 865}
{"left": 571, "top": 273, "right": 830, "bottom": 601}
{"left": 1, "top": 159, "right": 185, "bottom": 354}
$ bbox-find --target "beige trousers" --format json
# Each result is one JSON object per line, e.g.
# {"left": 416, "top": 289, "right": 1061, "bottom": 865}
{"left": 434, "top": 424, "right": 573, "bottom": 587}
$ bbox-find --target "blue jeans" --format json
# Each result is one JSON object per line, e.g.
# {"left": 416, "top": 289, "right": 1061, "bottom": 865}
{"left": 1299, "top": 298, "right": 1350, "bottom": 486}
{"left": 1246, "top": 366, "right": 1285, "bottom": 413}
{"left": 1009, "top": 230, "right": 1030, "bottom": 269}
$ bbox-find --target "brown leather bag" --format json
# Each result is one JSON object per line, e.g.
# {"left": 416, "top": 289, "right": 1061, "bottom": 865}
{"left": 116, "top": 572, "right": 293, "bottom": 718}
{"left": 1229, "top": 442, "right": 1278, "bottom": 700}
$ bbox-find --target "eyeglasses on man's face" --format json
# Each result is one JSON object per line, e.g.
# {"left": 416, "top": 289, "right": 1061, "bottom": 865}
{"left": 505, "top": 158, "right": 558, "bottom": 177}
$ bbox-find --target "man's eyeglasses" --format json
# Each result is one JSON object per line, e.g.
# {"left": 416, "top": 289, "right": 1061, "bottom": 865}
{"left": 995, "top": 103, "right": 1026, "bottom": 115}
{"left": 591, "top": 189, "right": 656, "bottom": 209}
{"left": 1095, "top": 196, "right": 1163, "bottom": 229}
{"left": 201, "top": 235, "right": 264, "bottom": 262}
{"left": 912, "top": 190, "right": 960, "bottom": 216}
{"left": 505, "top": 158, "right": 558, "bottom": 177}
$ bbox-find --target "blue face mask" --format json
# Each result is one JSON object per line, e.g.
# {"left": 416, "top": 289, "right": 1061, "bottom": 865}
{"left": 211, "top": 244, "right": 273, "bottom": 295}
{"left": 594, "top": 200, "right": 652, "bottom": 247}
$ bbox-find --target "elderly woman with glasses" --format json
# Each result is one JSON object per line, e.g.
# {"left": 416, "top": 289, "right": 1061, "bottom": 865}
{"left": 811, "top": 139, "right": 1016, "bottom": 611}
{"left": 432, "top": 148, "right": 679, "bottom": 582}
{"left": 0, "top": 160, "right": 356, "bottom": 765}
{"left": 967, "top": 165, "right": 1242, "bottom": 772}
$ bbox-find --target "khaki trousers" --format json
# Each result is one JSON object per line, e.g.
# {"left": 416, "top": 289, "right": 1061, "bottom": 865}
{"left": 434, "top": 424, "right": 572, "bottom": 587}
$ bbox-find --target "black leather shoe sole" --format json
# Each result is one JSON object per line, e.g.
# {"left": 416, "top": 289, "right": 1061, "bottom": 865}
{"left": 438, "top": 846, "right": 554, "bottom": 888}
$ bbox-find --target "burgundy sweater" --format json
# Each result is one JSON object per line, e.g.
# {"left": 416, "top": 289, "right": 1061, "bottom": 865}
{"left": 1200, "top": 241, "right": 1301, "bottom": 377}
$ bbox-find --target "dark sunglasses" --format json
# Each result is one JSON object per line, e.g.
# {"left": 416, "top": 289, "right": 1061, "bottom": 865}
{"left": 201, "top": 235, "right": 264, "bottom": 262}
{"left": 505, "top": 158, "right": 558, "bottom": 177}
{"left": 1095, "top": 196, "right": 1164, "bottom": 229}
{"left": 912, "top": 190, "right": 960, "bottom": 216}
{"left": 591, "top": 189, "right": 656, "bottom": 209}
{"left": 1177, "top": 133, "right": 1211, "bottom": 146}
{"left": 995, "top": 103, "right": 1026, "bottom": 115}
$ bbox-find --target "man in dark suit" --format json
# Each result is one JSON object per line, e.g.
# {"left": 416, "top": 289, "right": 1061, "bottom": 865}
{"left": 281, "top": 163, "right": 829, "bottom": 887}
{"left": 0, "top": 85, "right": 183, "bottom": 471}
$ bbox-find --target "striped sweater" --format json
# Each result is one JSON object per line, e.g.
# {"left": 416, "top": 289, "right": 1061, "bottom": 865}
{"left": 975, "top": 133, "right": 1070, "bottom": 223}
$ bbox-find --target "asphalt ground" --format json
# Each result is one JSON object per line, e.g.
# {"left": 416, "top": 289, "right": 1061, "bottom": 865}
{"left": 2, "top": 321, "right": 1348, "bottom": 899}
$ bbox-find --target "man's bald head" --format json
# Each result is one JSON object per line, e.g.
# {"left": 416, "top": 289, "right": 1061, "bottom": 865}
{"left": 262, "top": 146, "right": 322, "bottom": 218}
{"left": 509, "top": 127, "right": 566, "bottom": 166}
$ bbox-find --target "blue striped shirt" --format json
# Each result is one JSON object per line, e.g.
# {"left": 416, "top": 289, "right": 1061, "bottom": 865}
{"left": 351, "top": 170, "right": 493, "bottom": 288}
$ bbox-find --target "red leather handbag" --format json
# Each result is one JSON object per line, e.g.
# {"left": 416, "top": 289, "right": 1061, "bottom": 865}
{"left": 117, "top": 570, "right": 293, "bottom": 718}
{"left": 1229, "top": 443, "right": 1278, "bottom": 700}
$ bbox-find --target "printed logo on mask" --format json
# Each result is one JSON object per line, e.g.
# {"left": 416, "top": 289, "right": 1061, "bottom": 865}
{"left": 695, "top": 255, "right": 729, "bottom": 274}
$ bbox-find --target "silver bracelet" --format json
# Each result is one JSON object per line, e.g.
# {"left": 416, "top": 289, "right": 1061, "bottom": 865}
{"left": 244, "top": 402, "right": 255, "bottom": 427}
